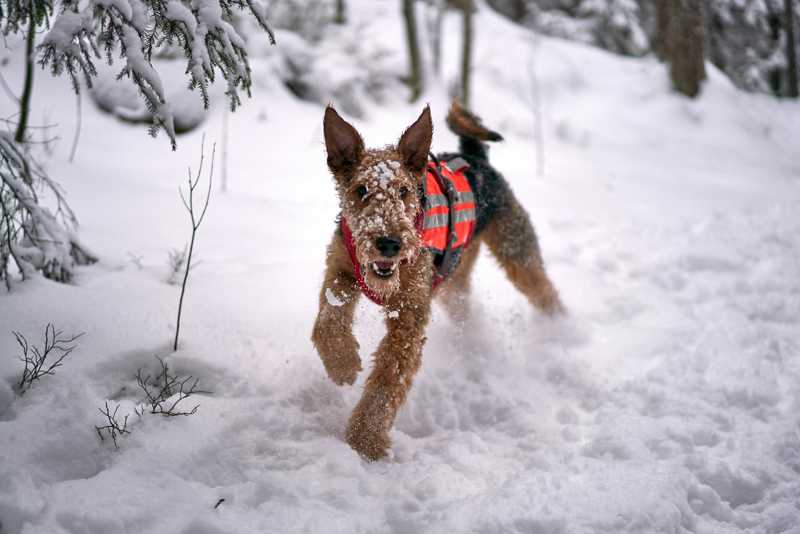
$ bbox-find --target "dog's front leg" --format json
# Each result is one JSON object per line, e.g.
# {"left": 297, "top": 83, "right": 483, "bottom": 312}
{"left": 312, "top": 240, "right": 363, "bottom": 386}
{"left": 345, "top": 259, "right": 432, "bottom": 460}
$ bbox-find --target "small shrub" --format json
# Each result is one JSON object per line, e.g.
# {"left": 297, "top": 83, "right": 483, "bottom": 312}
{"left": 13, "top": 323, "right": 83, "bottom": 395}
{"left": 135, "top": 356, "right": 208, "bottom": 417}
{"left": 95, "top": 401, "right": 131, "bottom": 449}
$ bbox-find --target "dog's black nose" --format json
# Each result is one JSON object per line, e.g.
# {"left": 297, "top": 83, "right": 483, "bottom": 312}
{"left": 376, "top": 236, "right": 401, "bottom": 258}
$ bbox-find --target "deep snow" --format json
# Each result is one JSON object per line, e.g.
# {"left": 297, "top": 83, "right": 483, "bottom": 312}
{"left": 1, "top": 1, "right": 800, "bottom": 533}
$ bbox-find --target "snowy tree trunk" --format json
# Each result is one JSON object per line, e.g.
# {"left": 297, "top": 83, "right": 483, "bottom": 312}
{"left": 402, "top": 0, "right": 423, "bottom": 101}
{"left": 426, "top": 0, "right": 446, "bottom": 77}
{"left": 460, "top": 0, "right": 474, "bottom": 107}
{"left": 786, "top": 0, "right": 799, "bottom": 98}
{"left": 335, "top": 0, "right": 346, "bottom": 24}
{"left": 14, "top": 8, "right": 35, "bottom": 143}
{"left": 657, "top": 0, "right": 706, "bottom": 98}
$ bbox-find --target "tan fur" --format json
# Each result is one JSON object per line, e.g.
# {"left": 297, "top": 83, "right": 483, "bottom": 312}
{"left": 446, "top": 100, "right": 503, "bottom": 141}
{"left": 311, "top": 232, "right": 362, "bottom": 386}
{"left": 482, "top": 196, "right": 564, "bottom": 315}
{"left": 313, "top": 104, "right": 563, "bottom": 461}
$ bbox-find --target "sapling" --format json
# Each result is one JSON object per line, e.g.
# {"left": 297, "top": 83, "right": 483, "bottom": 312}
{"left": 173, "top": 139, "right": 215, "bottom": 351}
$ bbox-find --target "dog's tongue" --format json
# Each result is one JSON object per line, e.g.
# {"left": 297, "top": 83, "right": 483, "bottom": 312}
{"left": 375, "top": 261, "right": 394, "bottom": 270}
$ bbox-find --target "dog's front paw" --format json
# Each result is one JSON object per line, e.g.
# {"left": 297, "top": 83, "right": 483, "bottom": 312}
{"left": 312, "top": 321, "right": 362, "bottom": 386}
{"left": 345, "top": 417, "right": 391, "bottom": 461}
{"left": 323, "top": 345, "right": 362, "bottom": 386}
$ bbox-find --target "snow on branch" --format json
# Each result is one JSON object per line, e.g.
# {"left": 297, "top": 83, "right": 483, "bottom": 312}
{"left": 35, "top": 0, "right": 276, "bottom": 148}
{"left": 0, "top": 132, "right": 96, "bottom": 287}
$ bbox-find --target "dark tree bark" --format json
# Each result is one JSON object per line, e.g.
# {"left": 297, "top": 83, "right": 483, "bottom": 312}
{"left": 335, "top": 0, "right": 346, "bottom": 25}
{"left": 402, "top": 0, "right": 423, "bottom": 101}
{"left": 786, "top": 0, "right": 799, "bottom": 97}
{"left": 485, "top": 0, "right": 526, "bottom": 21}
{"left": 460, "top": 0, "right": 474, "bottom": 107}
{"left": 656, "top": 0, "right": 706, "bottom": 98}
{"left": 14, "top": 9, "right": 36, "bottom": 143}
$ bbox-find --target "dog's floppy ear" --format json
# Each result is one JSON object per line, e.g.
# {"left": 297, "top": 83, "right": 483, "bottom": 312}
{"left": 398, "top": 105, "right": 433, "bottom": 174}
{"left": 323, "top": 105, "right": 364, "bottom": 179}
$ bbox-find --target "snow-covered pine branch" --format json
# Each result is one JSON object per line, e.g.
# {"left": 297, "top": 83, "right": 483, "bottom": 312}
{"left": 0, "top": 133, "right": 96, "bottom": 287}
{"left": 31, "top": 0, "right": 276, "bottom": 148}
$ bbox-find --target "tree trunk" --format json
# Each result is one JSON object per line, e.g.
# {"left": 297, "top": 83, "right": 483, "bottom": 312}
{"left": 657, "top": 0, "right": 706, "bottom": 98}
{"left": 655, "top": 0, "right": 670, "bottom": 60}
{"left": 461, "top": 0, "right": 474, "bottom": 107}
{"left": 426, "top": 0, "right": 446, "bottom": 77}
{"left": 402, "top": 0, "right": 423, "bottom": 101}
{"left": 786, "top": 0, "right": 799, "bottom": 97}
{"left": 14, "top": 10, "right": 36, "bottom": 143}
{"left": 334, "top": 0, "right": 346, "bottom": 25}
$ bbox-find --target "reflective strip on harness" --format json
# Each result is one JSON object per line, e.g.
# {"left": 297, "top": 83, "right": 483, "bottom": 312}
{"left": 452, "top": 208, "right": 476, "bottom": 224}
{"left": 425, "top": 194, "right": 449, "bottom": 208}
{"left": 424, "top": 213, "right": 448, "bottom": 229}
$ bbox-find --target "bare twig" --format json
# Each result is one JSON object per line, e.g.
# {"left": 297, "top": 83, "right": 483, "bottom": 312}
{"left": 127, "top": 252, "right": 144, "bottom": 269}
{"left": 13, "top": 323, "right": 83, "bottom": 394}
{"left": 220, "top": 109, "right": 228, "bottom": 193}
{"left": 173, "top": 137, "right": 215, "bottom": 351}
{"left": 95, "top": 401, "right": 130, "bottom": 448}
{"left": 135, "top": 356, "right": 209, "bottom": 416}
{"left": 528, "top": 37, "right": 545, "bottom": 178}
{"left": 69, "top": 91, "right": 82, "bottom": 163}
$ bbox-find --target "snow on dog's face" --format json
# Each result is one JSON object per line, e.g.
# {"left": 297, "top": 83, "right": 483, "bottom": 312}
{"left": 324, "top": 106, "right": 432, "bottom": 298}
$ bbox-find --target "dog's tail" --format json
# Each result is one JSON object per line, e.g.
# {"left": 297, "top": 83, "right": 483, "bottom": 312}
{"left": 446, "top": 99, "right": 503, "bottom": 161}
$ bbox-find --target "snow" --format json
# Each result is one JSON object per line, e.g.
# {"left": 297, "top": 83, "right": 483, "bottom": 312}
{"left": 325, "top": 288, "right": 345, "bottom": 307}
{"left": 1, "top": 1, "right": 800, "bottom": 533}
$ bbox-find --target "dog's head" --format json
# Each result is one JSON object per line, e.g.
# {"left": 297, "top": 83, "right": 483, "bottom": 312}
{"left": 324, "top": 105, "right": 433, "bottom": 299}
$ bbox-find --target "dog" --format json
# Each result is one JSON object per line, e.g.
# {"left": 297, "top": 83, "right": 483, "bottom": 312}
{"left": 311, "top": 100, "right": 563, "bottom": 460}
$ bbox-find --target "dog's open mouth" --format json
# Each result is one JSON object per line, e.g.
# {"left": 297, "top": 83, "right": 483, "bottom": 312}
{"left": 370, "top": 260, "right": 397, "bottom": 279}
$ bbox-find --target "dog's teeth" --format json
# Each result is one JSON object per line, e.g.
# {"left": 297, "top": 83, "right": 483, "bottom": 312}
{"left": 371, "top": 262, "right": 397, "bottom": 276}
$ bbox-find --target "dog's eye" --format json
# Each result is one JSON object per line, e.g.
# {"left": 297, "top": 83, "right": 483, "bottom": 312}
{"left": 399, "top": 186, "right": 409, "bottom": 199}
{"left": 356, "top": 185, "right": 368, "bottom": 200}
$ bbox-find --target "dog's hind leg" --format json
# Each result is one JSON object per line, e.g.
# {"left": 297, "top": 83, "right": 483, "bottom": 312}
{"left": 436, "top": 239, "right": 481, "bottom": 323}
{"left": 311, "top": 234, "right": 363, "bottom": 386}
{"left": 483, "top": 194, "right": 564, "bottom": 316}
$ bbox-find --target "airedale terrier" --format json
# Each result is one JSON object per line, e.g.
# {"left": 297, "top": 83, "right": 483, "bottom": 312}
{"left": 312, "top": 101, "right": 563, "bottom": 460}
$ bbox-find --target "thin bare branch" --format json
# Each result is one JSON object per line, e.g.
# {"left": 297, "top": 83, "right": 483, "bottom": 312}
{"left": 13, "top": 323, "right": 83, "bottom": 394}
{"left": 95, "top": 401, "right": 130, "bottom": 448}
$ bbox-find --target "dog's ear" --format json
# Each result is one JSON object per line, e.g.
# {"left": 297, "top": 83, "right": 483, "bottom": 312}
{"left": 398, "top": 106, "right": 433, "bottom": 174}
{"left": 323, "top": 105, "right": 364, "bottom": 179}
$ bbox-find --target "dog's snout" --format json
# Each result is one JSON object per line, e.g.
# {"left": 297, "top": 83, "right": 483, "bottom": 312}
{"left": 376, "top": 236, "right": 402, "bottom": 258}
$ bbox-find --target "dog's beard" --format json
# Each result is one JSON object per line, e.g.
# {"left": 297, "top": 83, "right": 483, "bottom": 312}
{"left": 352, "top": 229, "right": 420, "bottom": 299}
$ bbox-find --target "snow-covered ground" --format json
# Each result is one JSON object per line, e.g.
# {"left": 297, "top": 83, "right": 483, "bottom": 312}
{"left": 2, "top": 2, "right": 800, "bottom": 532}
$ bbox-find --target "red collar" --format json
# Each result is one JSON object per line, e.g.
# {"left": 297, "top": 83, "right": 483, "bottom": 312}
{"left": 340, "top": 216, "right": 386, "bottom": 305}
